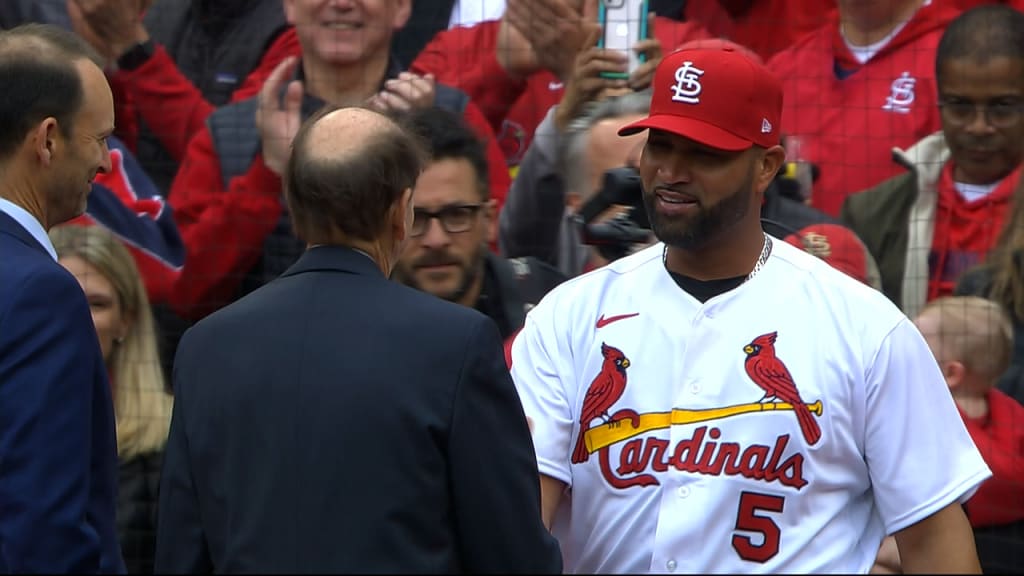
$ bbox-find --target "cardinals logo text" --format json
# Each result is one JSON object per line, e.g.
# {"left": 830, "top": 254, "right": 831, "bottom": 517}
{"left": 576, "top": 334, "right": 822, "bottom": 491}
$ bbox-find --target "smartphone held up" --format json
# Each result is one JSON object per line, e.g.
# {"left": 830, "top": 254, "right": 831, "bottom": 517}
{"left": 598, "top": 0, "right": 650, "bottom": 79}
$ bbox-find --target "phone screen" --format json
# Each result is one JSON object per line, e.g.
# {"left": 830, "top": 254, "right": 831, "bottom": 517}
{"left": 598, "top": 0, "right": 649, "bottom": 80}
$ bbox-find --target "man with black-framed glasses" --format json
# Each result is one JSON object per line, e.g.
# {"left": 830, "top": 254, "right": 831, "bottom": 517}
{"left": 842, "top": 3, "right": 1024, "bottom": 321}
{"left": 392, "top": 107, "right": 566, "bottom": 341}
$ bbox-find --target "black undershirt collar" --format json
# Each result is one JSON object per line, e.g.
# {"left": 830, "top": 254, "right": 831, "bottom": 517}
{"left": 667, "top": 271, "right": 747, "bottom": 303}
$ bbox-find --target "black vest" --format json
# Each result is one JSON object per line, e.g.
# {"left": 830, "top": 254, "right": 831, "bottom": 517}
{"left": 205, "top": 75, "right": 470, "bottom": 300}
{"left": 139, "top": 0, "right": 288, "bottom": 193}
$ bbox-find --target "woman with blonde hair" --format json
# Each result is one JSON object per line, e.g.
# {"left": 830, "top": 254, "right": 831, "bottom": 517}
{"left": 50, "top": 224, "right": 173, "bottom": 575}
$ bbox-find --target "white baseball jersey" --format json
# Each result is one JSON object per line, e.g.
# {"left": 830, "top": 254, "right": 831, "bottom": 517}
{"left": 510, "top": 239, "right": 991, "bottom": 574}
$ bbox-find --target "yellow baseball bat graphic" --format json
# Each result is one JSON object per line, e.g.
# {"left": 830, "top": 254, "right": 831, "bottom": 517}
{"left": 584, "top": 400, "right": 823, "bottom": 453}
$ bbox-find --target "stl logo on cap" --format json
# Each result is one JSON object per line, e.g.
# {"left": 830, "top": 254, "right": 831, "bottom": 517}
{"left": 617, "top": 40, "right": 783, "bottom": 151}
{"left": 671, "top": 61, "right": 705, "bottom": 104}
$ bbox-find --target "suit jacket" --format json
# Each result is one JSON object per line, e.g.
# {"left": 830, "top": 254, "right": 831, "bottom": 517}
{"left": 0, "top": 210, "right": 124, "bottom": 573}
{"left": 156, "top": 246, "right": 562, "bottom": 573}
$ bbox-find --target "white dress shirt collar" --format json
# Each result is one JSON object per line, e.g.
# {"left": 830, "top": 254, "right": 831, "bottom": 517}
{"left": 0, "top": 197, "right": 58, "bottom": 261}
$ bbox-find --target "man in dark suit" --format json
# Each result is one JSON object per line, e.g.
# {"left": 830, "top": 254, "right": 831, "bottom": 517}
{"left": 0, "top": 24, "right": 124, "bottom": 573}
{"left": 155, "top": 105, "right": 562, "bottom": 573}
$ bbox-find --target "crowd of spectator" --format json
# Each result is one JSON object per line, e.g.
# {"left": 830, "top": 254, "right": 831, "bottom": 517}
{"left": 3, "top": 0, "right": 1024, "bottom": 572}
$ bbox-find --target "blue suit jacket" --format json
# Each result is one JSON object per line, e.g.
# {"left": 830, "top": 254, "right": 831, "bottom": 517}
{"left": 0, "top": 210, "right": 125, "bottom": 573}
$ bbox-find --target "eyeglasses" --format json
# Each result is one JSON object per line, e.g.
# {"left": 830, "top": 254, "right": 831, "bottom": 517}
{"left": 938, "top": 98, "right": 1024, "bottom": 128}
{"left": 411, "top": 204, "right": 484, "bottom": 237}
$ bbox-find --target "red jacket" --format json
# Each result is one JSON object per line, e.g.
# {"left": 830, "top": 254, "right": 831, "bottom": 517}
{"left": 768, "top": 1, "right": 959, "bottom": 216}
{"left": 409, "top": 18, "right": 714, "bottom": 169}
{"left": 961, "top": 388, "right": 1024, "bottom": 528}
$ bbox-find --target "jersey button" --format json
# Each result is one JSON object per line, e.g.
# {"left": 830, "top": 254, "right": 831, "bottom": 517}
{"left": 677, "top": 486, "right": 690, "bottom": 498}
{"left": 666, "top": 559, "right": 677, "bottom": 572}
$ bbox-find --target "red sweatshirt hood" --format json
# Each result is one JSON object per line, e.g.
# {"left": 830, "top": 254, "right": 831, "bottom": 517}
{"left": 831, "top": 1, "right": 961, "bottom": 70}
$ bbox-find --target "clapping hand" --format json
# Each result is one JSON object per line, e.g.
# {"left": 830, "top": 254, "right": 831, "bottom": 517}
{"left": 255, "top": 56, "right": 304, "bottom": 176}
{"left": 367, "top": 72, "right": 436, "bottom": 114}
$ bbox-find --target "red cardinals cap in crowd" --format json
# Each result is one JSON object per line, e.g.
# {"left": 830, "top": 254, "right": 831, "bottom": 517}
{"left": 619, "top": 39, "right": 783, "bottom": 151}
{"left": 783, "top": 224, "right": 881, "bottom": 290}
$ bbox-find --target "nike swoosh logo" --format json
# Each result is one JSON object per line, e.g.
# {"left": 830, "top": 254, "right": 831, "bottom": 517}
{"left": 548, "top": 81, "right": 564, "bottom": 91}
{"left": 595, "top": 313, "right": 640, "bottom": 329}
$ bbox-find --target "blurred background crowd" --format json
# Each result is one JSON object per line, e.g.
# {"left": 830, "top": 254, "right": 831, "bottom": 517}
{"left": 4, "top": 0, "right": 1024, "bottom": 572}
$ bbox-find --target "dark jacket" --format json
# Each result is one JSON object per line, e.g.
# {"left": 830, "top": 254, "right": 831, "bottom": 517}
{"left": 155, "top": 246, "right": 562, "bottom": 572}
{"left": 117, "top": 452, "right": 163, "bottom": 574}
{"left": 841, "top": 132, "right": 948, "bottom": 318}
{"left": 478, "top": 253, "right": 567, "bottom": 339}
{"left": 0, "top": 210, "right": 124, "bottom": 573}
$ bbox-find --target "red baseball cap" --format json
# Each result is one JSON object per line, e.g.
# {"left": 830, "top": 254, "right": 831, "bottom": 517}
{"left": 784, "top": 224, "right": 880, "bottom": 289}
{"left": 619, "top": 40, "right": 783, "bottom": 151}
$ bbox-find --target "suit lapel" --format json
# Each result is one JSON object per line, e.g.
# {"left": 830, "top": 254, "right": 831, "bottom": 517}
{"left": 0, "top": 209, "right": 50, "bottom": 257}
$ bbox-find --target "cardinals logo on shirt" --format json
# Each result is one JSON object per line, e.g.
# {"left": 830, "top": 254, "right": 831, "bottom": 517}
{"left": 882, "top": 71, "right": 916, "bottom": 114}
{"left": 743, "top": 331, "right": 821, "bottom": 446}
{"left": 574, "top": 333, "right": 823, "bottom": 491}
{"left": 572, "top": 343, "right": 631, "bottom": 464}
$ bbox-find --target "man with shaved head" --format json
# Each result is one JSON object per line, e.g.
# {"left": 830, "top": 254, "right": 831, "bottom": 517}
{"left": 155, "top": 106, "right": 562, "bottom": 573}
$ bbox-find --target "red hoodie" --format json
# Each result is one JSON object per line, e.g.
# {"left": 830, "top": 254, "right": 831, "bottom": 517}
{"left": 961, "top": 387, "right": 1024, "bottom": 528}
{"left": 768, "top": 1, "right": 960, "bottom": 216}
{"left": 927, "top": 164, "right": 1017, "bottom": 302}
{"left": 410, "top": 17, "right": 714, "bottom": 170}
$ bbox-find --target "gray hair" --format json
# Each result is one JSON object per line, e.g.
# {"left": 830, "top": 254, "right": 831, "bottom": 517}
{"left": 560, "top": 89, "right": 652, "bottom": 201}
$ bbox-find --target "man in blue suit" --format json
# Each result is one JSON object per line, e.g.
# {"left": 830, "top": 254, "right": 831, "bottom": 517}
{"left": 155, "top": 105, "right": 562, "bottom": 572}
{"left": 0, "top": 24, "right": 124, "bottom": 573}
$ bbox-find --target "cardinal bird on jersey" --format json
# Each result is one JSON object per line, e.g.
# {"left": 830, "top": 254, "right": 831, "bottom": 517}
{"left": 743, "top": 332, "right": 822, "bottom": 446}
{"left": 572, "top": 343, "right": 631, "bottom": 464}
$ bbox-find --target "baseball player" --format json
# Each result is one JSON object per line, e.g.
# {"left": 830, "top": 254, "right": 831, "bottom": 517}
{"left": 510, "top": 40, "right": 992, "bottom": 573}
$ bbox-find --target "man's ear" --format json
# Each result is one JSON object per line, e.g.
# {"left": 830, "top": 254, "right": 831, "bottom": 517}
{"left": 393, "top": 187, "right": 414, "bottom": 244}
{"left": 33, "top": 118, "right": 60, "bottom": 167}
{"left": 484, "top": 198, "right": 497, "bottom": 245}
{"left": 755, "top": 145, "right": 787, "bottom": 193}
